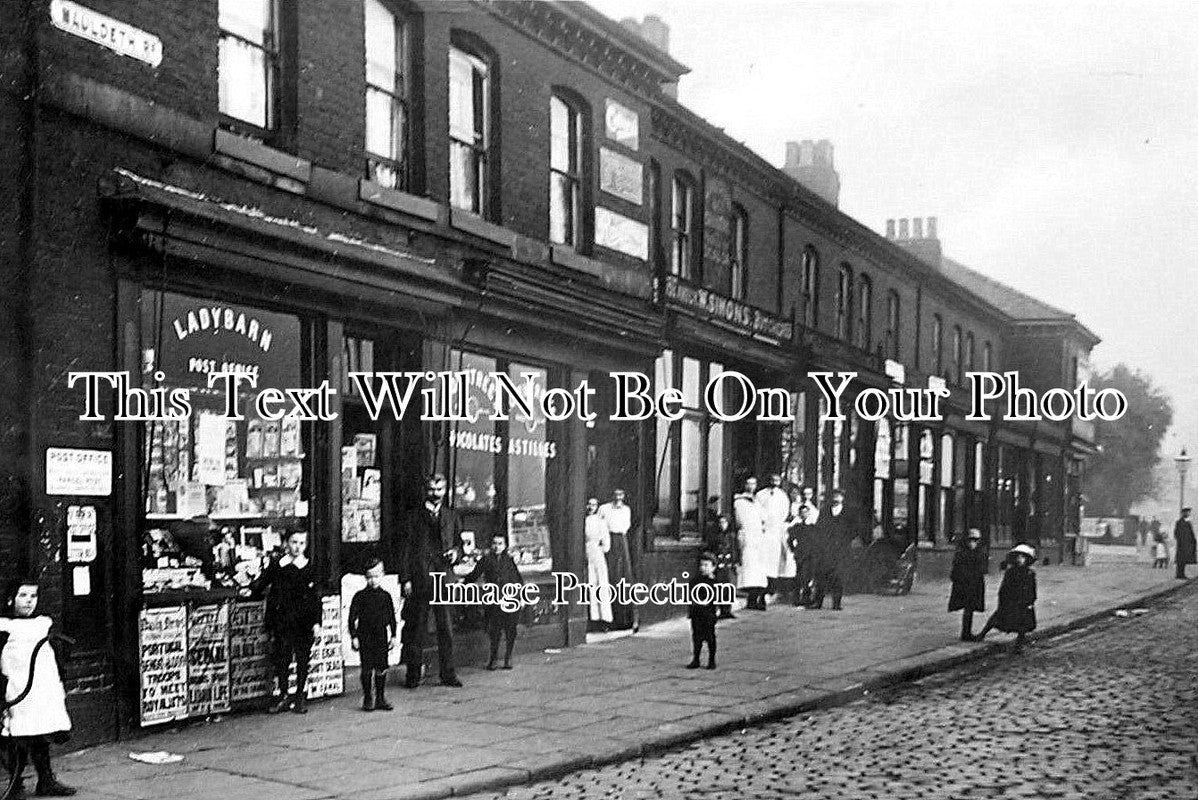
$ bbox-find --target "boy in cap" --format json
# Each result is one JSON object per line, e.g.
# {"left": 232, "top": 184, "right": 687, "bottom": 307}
{"left": 348, "top": 557, "right": 397, "bottom": 711}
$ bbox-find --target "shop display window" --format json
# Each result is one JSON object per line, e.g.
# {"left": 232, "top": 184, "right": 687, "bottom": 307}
{"left": 138, "top": 290, "right": 305, "bottom": 596}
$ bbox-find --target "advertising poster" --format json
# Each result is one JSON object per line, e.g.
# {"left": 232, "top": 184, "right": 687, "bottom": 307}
{"left": 186, "top": 602, "right": 231, "bottom": 716}
{"left": 138, "top": 605, "right": 188, "bottom": 726}
{"left": 229, "top": 600, "right": 273, "bottom": 702}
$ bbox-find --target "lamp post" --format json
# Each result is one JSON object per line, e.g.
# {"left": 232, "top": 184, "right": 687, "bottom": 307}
{"left": 1175, "top": 448, "right": 1190, "bottom": 515}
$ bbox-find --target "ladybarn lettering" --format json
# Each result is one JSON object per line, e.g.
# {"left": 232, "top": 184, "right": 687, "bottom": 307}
{"left": 171, "top": 307, "right": 274, "bottom": 353}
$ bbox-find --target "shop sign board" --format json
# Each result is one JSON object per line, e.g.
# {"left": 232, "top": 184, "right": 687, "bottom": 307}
{"left": 46, "top": 448, "right": 112, "bottom": 496}
{"left": 604, "top": 99, "right": 639, "bottom": 150}
{"left": 661, "top": 275, "right": 793, "bottom": 342}
{"left": 598, "top": 147, "right": 643, "bottom": 205}
{"left": 594, "top": 207, "right": 649, "bottom": 260}
{"left": 49, "top": 0, "right": 164, "bottom": 67}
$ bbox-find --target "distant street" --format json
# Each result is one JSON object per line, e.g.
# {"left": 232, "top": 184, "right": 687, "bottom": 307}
{"left": 465, "top": 582, "right": 1198, "bottom": 800}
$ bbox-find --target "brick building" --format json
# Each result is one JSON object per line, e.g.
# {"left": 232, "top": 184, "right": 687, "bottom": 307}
{"left": 0, "top": 0, "right": 1097, "bottom": 744}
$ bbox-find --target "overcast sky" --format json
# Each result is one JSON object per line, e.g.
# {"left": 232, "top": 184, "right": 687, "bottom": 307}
{"left": 591, "top": 0, "right": 1198, "bottom": 512}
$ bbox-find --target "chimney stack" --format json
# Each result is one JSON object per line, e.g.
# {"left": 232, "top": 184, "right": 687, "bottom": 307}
{"left": 783, "top": 138, "right": 841, "bottom": 207}
{"left": 888, "top": 214, "right": 943, "bottom": 269}
{"left": 620, "top": 15, "right": 677, "bottom": 97}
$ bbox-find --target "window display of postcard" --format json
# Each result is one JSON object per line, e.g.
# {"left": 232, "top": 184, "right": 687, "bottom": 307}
{"left": 176, "top": 482, "right": 208, "bottom": 519}
{"left": 280, "top": 416, "right": 300, "bottom": 457}
{"left": 246, "top": 420, "right": 263, "bottom": 459}
{"left": 360, "top": 468, "right": 381, "bottom": 504}
{"left": 196, "top": 413, "right": 227, "bottom": 486}
{"left": 262, "top": 420, "right": 281, "bottom": 457}
{"left": 354, "top": 433, "right": 376, "bottom": 468}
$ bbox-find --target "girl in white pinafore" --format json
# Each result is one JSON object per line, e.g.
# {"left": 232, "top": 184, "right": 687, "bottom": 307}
{"left": 584, "top": 498, "right": 614, "bottom": 625}
{"left": 1, "top": 579, "right": 76, "bottom": 796}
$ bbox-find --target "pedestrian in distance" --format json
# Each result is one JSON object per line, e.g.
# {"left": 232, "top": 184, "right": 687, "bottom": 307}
{"left": 702, "top": 512, "right": 739, "bottom": 619}
{"left": 734, "top": 476, "right": 770, "bottom": 611}
{"left": 949, "top": 528, "right": 987, "bottom": 641}
{"left": 262, "top": 529, "right": 322, "bottom": 714}
{"left": 1173, "top": 508, "right": 1195, "bottom": 580}
{"left": 398, "top": 474, "right": 464, "bottom": 689}
{"left": 584, "top": 498, "right": 614, "bottom": 629}
{"left": 0, "top": 578, "right": 77, "bottom": 797}
{"left": 348, "top": 557, "right": 397, "bottom": 711}
{"left": 686, "top": 553, "right": 719, "bottom": 670}
{"left": 977, "top": 544, "right": 1037, "bottom": 652}
{"left": 462, "top": 532, "right": 526, "bottom": 670}
{"left": 810, "top": 489, "right": 858, "bottom": 611}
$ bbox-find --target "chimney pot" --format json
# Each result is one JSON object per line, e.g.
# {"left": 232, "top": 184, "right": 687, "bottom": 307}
{"left": 886, "top": 219, "right": 896, "bottom": 238}
{"left": 913, "top": 217, "right": 923, "bottom": 238}
{"left": 927, "top": 216, "right": 938, "bottom": 239}
{"left": 898, "top": 218, "right": 909, "bottom": 239}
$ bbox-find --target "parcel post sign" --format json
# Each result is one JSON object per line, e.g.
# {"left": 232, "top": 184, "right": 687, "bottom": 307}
{"left": 46, "top": 448, "right": 112, "bottom": 496}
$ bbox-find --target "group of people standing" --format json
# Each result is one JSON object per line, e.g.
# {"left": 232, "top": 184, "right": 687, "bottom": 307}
{"left": 711, "top": 474, "right": 864, "bottom": 613}
{"left": 582, "top": 490, "right": 636, "bottom": 629}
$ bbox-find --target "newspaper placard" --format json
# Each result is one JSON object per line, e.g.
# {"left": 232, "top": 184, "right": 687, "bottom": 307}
{"left": 186, "top": 602, "right": 231, "bottom": 716}
{"left": 138, "top": 605, "right": 188, "bottom": 726}
{"left": 289, "top": 595, "right": 345, "bottom": 699}
{"left": 230, "top": 600, "right": 273, "bottom": 702}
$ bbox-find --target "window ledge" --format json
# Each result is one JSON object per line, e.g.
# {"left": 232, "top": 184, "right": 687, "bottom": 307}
{"left": 359, "top": 179, "right": 442, "bottom": 223}
{"left": 449, "top": 208, "right": 516, "bottom": 248}
{"left": 214, "top": 129, "right": 311, "bottom": 184}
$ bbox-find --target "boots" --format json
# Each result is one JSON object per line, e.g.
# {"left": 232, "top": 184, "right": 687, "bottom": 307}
{"left": 31, "top": 742, "right": 76, "bottom": 797}
{"left": 361, "top": 670, "right": 375, "bottom": 711}
{"left": 291, "top": 693, "right": 308, "bottom": 714}
{"left": 373, "top": 672, "right": 393, "bottom": 711}
{"left": 267, "top": 694, "right": 292, "bottom": 714}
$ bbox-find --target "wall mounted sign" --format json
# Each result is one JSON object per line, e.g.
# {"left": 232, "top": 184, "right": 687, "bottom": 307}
{"left": 604, "top": 99, "right": 639, "bottom": 150}
{"left": 660, "top": 275, "right": 794, "bottom": 342}
{"left": 46, "top": 448, "right": 112, "bottom": 496}
{"left": 594, "top": 207, "right": 649, "bottom": 260}
{"left": 49, "top": 0, "right": 163, "bottom": 68}
{"left": 598, "top": 148, "right": 643, "bottom": 205}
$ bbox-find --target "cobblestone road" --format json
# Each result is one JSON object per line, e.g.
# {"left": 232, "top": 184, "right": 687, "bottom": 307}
{"left": 464, "top": 583, "right": 1198, "bottom": 800}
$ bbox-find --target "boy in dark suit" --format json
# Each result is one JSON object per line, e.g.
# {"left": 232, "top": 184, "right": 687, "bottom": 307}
{"left": 463, "top": 533, "right": 525, "bottom": 670}
{"left": 349, "top": 557, "right": 397, "bottom": 711}
{"left": 686, "top": 552, "right": 720, "bottom": 670}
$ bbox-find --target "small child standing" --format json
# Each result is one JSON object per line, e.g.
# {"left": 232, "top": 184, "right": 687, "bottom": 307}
{"left": 977, "top": 544, "right": 1037, "bottom": 652}
{"left": 1, "top": 578, "right": 77, "bottom": 796}
{"left": 464, "top": 533, "right": 525, "bottom": 670}
{"left": 349, "top": 558, "right": 397, "bottom": 711}
{"left": 1152, "top": 532, "right": 1169, "bottom": 569}
{"left": 686, "top": 553, "right": 719, "bottom": 670}
{"left": 262, "top": 530, "right": 322, "bottom": 714}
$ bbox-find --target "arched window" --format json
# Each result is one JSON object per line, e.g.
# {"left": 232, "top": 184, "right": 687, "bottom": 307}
{"left": 886, "top": 290, "right": 900, "bottom": 360}
{"left": 836, "top": 263, "right": 853, "bottom": 341}
{"left": 965, "top": 331, "right": 975, "bottom": 374}
{"left": 931, "top": 314, "right": 943, "bottom": 376}
{"left": 729, "top": 204, "right": 748, "bottom": 299}
{"left": 549, "top": 92, "right": 587, "bottom": 248}
{"left": 983, "top": 340, "right": 993, "bottom": 372}
{"left": 952, "top": 325, "right": 963, "bottom": 384}
{"left": 449, "top": 35, "right": 494, "bottom": 216}
{"left": 801, "top": 246, "right": 820, "bottom": 328}
{"left": 671, "top": 172, "right": 697, "bottom": 279}
{"left": 364, "top": 0, "right": 411, "bottom": 190}
{"left": 855, "top": 273, "right": 872, "bottom": 351}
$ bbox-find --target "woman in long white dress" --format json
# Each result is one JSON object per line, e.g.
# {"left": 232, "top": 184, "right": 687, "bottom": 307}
{"left": 584, "top": 498, "right": 614, "bottom": 625}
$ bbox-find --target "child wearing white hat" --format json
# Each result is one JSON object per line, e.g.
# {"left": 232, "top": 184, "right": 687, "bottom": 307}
{"left": 976, "top": 544, "right": 1037, "bottom": 651}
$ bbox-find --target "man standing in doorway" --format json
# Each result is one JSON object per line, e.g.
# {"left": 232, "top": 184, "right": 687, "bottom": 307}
{"left": 735, "top": 476, "right": 770, "bottom": 610}
{"left": 598, "top": 488, "right": 636, "bottom": 629}
{"left": 398, "top": 474, "right": 463, "bottom": 688}
{"left": 1174, "top": 507, "right": 1195, "bottom": 580}
{"left": 811, "top": 489, "right": 859, "bottom": 610}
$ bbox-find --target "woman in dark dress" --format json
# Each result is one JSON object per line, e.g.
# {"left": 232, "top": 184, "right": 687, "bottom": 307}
{"left": 977, "top": 543, "right": 1037, "bottom": 651}
{"left": 948, "top": 528, "right": 987, "bottom": 641}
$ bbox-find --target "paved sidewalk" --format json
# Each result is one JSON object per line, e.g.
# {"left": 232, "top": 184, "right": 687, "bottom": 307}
{"left": 55, "top": 564, "right": 1188, "bottom": 800}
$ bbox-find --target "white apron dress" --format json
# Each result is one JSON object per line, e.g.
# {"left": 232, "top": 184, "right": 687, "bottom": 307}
{"left": 584, "top": 514, "right": 614, "bottom": 623}
{"left": 734, "top": 493, "right": 771, "bottom": 589}
{"left": 1, "top": 616, "right": 72, "bottom": 737}
{"left": 756, "top": 487, "right": 794, "bottom": 579}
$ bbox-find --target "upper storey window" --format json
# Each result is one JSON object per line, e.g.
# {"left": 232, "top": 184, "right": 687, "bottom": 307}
{"left": 836, "top": 264, "right": 853, "bottom": 341}
{"left": 801, "top": 247, "right": 820, "bottom": 329}
{"left": 671, "top": 173, "right": 696, "bottom": 279}
{"left": 449, "top": 44, "right": 492, "bottom": 216}
{"left": 549, "top": 95, "right": 584, "bottom": 247}
{"left": 364, "top": 0, "right": 410, "bottom": 190}
{"left": 729, "top": 205, "right": 748, "bottom": 299}
{"left": 218, "top": 0, "right": 279, "bottom": 130}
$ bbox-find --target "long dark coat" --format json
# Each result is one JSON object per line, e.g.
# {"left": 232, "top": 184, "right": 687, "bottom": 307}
{"left": 397, "top": 503, "right": 462, "bottom": 599}
{"left": 990, "top": 564, "right": 1036, "bottom": 633}
{"left": 813, "top": 508, "right": 858, "bottom": 573}
{"left": 1174, "top": 519, "right": 1196, "bottom": 566}
{"left": 948, "top": 546, "right": 987, "bottom": 612}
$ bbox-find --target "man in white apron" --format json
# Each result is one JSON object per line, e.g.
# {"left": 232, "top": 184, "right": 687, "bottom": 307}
{"left": 756, "top": 473, "right": 793, "bottom": 601}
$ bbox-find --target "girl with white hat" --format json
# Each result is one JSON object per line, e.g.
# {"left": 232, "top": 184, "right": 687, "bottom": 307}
{"left": 976, "top": 544, "right": 1037, "bottom": 651}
